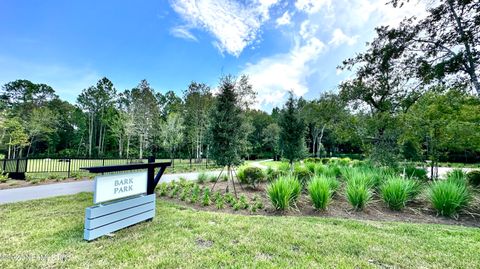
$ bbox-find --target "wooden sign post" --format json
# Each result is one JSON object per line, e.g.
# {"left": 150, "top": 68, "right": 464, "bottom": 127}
{"left": 81, "top": 157, "right": 170, "bottom": 241}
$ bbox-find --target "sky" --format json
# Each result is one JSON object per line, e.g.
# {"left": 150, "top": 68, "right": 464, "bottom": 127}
{"left": 0, "top": 0, "right": 428, "bottom": 111}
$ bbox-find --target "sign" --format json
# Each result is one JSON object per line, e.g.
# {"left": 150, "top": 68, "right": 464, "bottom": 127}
{"left": 81, "top": 159, "right": 170, "bottom": 241}
{"left": 93, "top": 171, "right": 147, "bottom": 204}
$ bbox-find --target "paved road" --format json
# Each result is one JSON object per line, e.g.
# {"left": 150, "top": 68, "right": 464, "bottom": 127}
{"left": 0, "top": 171, "right": 221, "bottom": 205}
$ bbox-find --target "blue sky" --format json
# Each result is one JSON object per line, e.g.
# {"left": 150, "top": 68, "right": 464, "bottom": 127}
{"left": 0, "top": 0, "right": 426, "bottom": 111}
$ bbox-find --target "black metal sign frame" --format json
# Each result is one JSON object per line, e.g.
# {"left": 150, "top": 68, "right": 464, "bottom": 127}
{"left": 81, "top": 157, "right": 171, "bottom": 195}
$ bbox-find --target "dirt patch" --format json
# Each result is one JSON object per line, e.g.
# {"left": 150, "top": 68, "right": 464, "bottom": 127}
{"left": 160, "top": 180, "right": 480, "bottom": 228}
{"left": 195, "top": 238, "right": 214, "bottom": 248}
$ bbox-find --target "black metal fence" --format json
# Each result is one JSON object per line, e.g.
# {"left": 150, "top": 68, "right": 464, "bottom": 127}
{"left": 0, "top": 157, "right": 215, "bottom": 178}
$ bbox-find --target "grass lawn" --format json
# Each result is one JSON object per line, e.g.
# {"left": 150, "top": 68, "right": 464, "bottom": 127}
{"left": 1, "top": 193, "right": 480, "bottom": 268}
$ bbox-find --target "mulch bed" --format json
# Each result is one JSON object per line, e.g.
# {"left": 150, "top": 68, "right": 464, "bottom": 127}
{"left": 160, "top": 180, "right": 480, "bottom": 228}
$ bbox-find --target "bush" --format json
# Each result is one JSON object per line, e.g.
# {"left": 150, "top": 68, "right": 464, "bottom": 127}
{"left": 304, "top": 157, "right": 322, "bottom": 163}
{"left": 265, "top": 166, "right": 281, "bottom": 182}
{"left": 404, "top": 166, "right": 428, "bottom": 181}
{"left": 321, "top": 158, "right": 330, "bottom": 164}
{"left": 446, "top": 169, "right": 467, "bottom": 186}
{"left": 293, "top": 166, "right": 313, "bottom": 187}
{"left": 278, "top": 162, "right": 291, "bottom": 174}
{"left": 308, "top": 175, "right": 333, "bottom": 210}
{"left": 267, "top": 176, "right": 301, "bottom": 210}
{"left": 346, "top": 178, "right": 372, "bottom": 210}
{"left": 202, "top": 188, "right": 211, "bottom": 206}
{"left": 197, "top": 172, "right": 209, "bottom": 184}
{"left": 190, "top": 184, "right": 201, "bottom": 203}
{"left": 237, "top": 166, "right": 265, "bottom": 188}
{"left": 0, "top": 173, "right": 8, "bottom": 183}
{"left": 429, "top": 180, "right": 470, "bottom": 217}
{"left": 305, "top": 162, "right": 316, "bottom": 174}
{"left": 467, "top": 170, "right": 480, "bottom": 186}
{"left": 380, "top": 176, "right": 420, "bottom": 210}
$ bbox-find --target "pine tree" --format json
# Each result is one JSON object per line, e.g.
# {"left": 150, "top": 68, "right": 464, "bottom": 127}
{"left": 208, "top": 76, "right": 245, "bottom": 195}
{"left": 209, "top": 76, "right": 243, "bottom": 167}
{"left": 279, "top": 92, "right": 306, "bottom": 164}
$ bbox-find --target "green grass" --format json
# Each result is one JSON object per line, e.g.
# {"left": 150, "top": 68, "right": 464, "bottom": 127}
{"left": 1, "top": 194, "right": 480, "bottom": 268}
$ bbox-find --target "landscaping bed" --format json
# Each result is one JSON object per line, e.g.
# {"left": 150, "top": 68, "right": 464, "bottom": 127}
{"left": 158, "top": 160, "right": 480, "bottom": 228}
{"left": 159, "top": 179, "right": 480, "bottom": 228}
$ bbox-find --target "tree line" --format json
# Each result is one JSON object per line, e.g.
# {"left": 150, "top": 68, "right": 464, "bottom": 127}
{"left": 0, "top": 0, "right": 478, "bottom": 167}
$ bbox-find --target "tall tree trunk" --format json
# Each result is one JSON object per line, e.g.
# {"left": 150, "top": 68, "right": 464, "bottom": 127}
{"left": 139, "top": 134, "right": 143, "bottom": 159}
{"left": 26, "top": 136, "right": 35, "bottom": 157}
{"left": 88, "top": 113, "right": 93, "bottom": 157}
{"left": 8, "top": 137, "right": 12, "bottom": 159}
{"left": 126, "top": 135, "right": 130, "bottom": 159}
{"left": 446, "top": 0, "right": 480, "bottom": 95}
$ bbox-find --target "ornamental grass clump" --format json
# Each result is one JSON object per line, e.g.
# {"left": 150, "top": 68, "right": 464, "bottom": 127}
{"left": 308, "top": 175, "right": 334, "bottom": 210}
{"left": 197, "top": 172, "right": 209, "bottom": 184}
{"left": 345, "top": 175, "right": 372, "bottom": 210}
{"left": 446, "top": 169, "right": 467, "bottom": 187}
{"left": 380, "top": 176, "right": 420, "bottom": 210}
{"left": 267, "top": 176, "right": 301, "bottom": 210}
{"left": 429, "top": 180, "right": 470, "bottom": 217}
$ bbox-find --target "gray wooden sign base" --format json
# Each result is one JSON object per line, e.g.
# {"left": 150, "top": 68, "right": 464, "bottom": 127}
{"left": 84, "top": 194, "right": 155, "bottom": 241}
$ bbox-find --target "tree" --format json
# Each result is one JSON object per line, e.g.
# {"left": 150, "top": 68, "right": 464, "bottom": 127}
{"left": 130, "top": 80, "right": 161, "bottom": 159}
{"left": 390, "top": 0, "right": 480, "bottom": 95}
{"left": 183, "top": 82, "right": 213, "bottom": 162}
{"left": 300, "top": 93, "right": 347, "bottom": 157}
{"left": 26, "top": 107, "right": 57, "bottom": 156}
{"left": 208, "top": 76, "right": 246, "bottom": 194}
{"left": 263, "top": 123, "right": 280, "bottom": 160}
{"left": 4, "top": 117, "right": 29, "bottom": 158}
{"left": 161, "top": 113, "right": 185, "bottom": 164}
{"left": 77, "top": 77, "right": 117, "bottom": 157}
{"left": 279, "top": 92, "right": 306, "bottom": 164}
{"left": 0, "top": 80, "right": 57, "bottom": 120}
{"left": 402, "top": 88, "right": 480, "bottom": 178}
{"left": 339, "top": 26, "right": 423, "bottom": 166}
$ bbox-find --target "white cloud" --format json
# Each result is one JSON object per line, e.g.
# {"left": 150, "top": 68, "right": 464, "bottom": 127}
{"left": 276, "top": 11, "right": 291, "bottom": 26}
{"left": 295, "top": 0, "right": 331, "bottom": 14}
{"left": 299, "top": 20, "right": 318, "bottom": 40}
{"left": 329, "top": 28, "right": 358, "bottom": 46}
{"left": 170, "top": 0, "right": 279, "bottom": 56}
{"left": 242, "top": 37, "right": 326, "bottom": 108}
{"left": 170, "top": 26, "right": 198, "bottom": 42}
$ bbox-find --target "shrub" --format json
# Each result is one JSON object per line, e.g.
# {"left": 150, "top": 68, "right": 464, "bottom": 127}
{"left": 202, "top": 188, "right": 211, "bottom": 206}
{"left": 429, "top": 180, "right": 470, "bottom": 217}
{"left": 321, "top": 158, "right": 330, "bottom": 164}
{"left": 278, "top": 162, "right": 291, "bottom": 174}
{"left": 190, "top": 184, "right": 201, "bottom": 203}
{"left": 215, "top": 195, "right": 225, "bottom": 209}
{"left": 237, "top": 166, "right": 265, "bottom": 188}
{"left": 446, "top": 169, "right": 467, "bottom": 186}
{"left": 209, "top": 175, "right": 217, "bottom": 182}
{"left": 380, "top": 176, "right": 420, "bottom": 210}
{"left": 308, "top": 176, "right": 333, "bottom": 210}
{"left": 304, "top": 157, "right": 322, "bottom": 163}
{"left": 0, "top": 173, "right": 8, "bottom": 183}
{"left": 466, "top": 170, "right": 480, "bottom": 186}
{"left": 323, "top": 165, "right": 341, "bottom": 178}
{"left": 169, "top": 185, "right": 180, "bottom": 198}
{"left": 197, "top": 172, "right": 209, "bottom": 184}
{"left": 265, "top": 166, "right": 280, "bottom": 182}
{"left": 305, "top": 162, "right": 316, "bottom": 174}
{"left": 267, "top": 176, "right": 301, "bottom": 210}
{"left": 238, "top": 194, "right": 249, "bottom": 209}
{"left": 346, "top": 179, "right": 372, "bottom": 210}
{"left": 404, "top": 166, "right": 428, "bottom": 181}
{"left": 224, "top": 193, "right": 236, "bottom": 205}
{"left": 250, "top": 195, "right": 264, "bottom": 213}
{"left": 157, "top": 182, "right": 168, "bottom": 196}
{"left": 293, "top": 166, "right": 312, "bottom": 187}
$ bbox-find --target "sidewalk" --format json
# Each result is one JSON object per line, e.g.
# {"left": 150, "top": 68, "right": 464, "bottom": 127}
{"left": 0, "top": 170, "right": 220, "bottom": 205}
